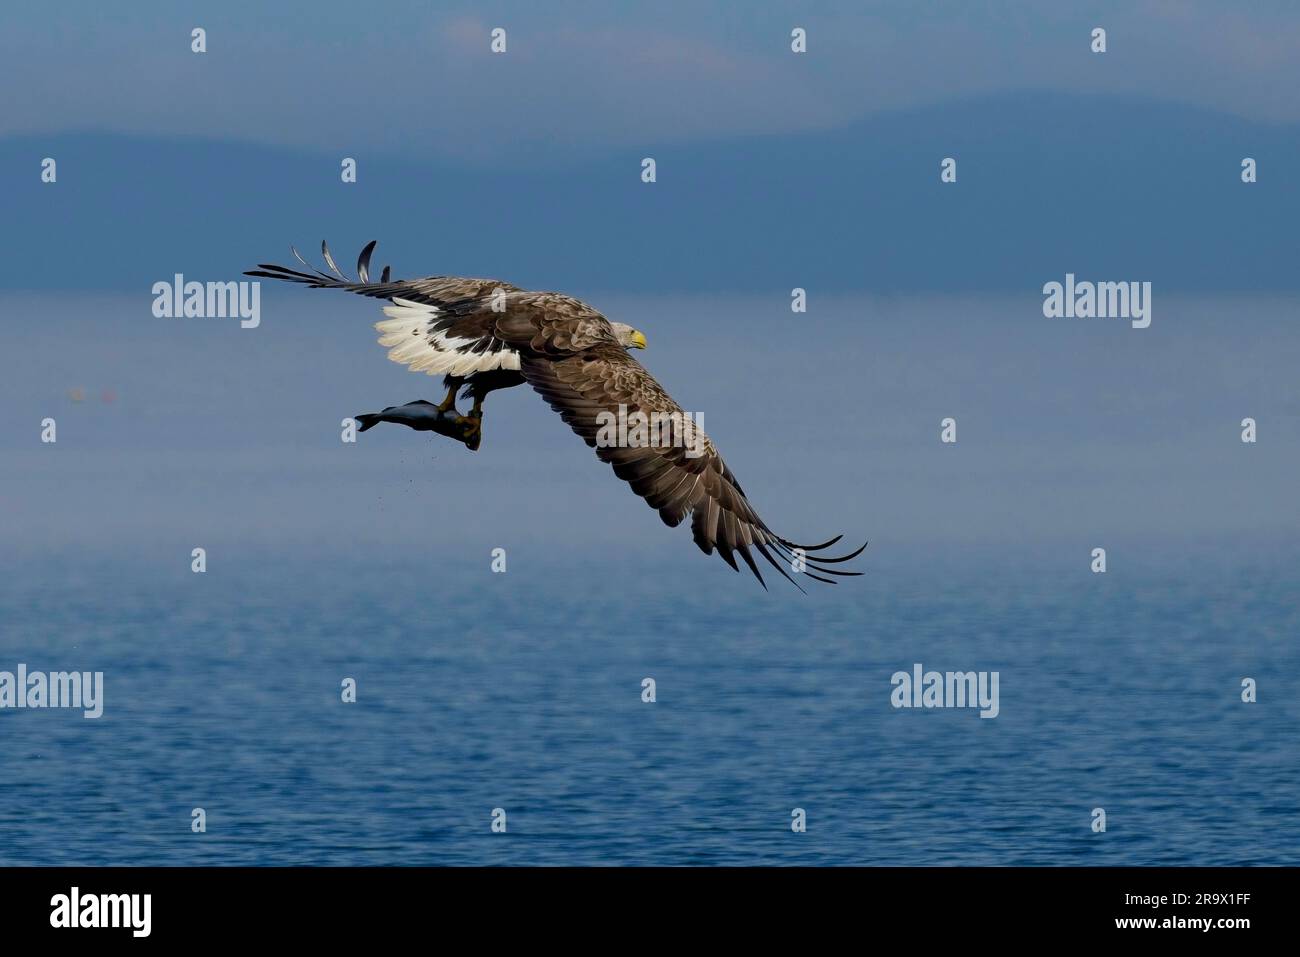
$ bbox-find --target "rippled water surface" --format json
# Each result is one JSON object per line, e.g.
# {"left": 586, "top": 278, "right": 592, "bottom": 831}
{"left": 2, "top": 554, "right": 1295, "bottom": 866}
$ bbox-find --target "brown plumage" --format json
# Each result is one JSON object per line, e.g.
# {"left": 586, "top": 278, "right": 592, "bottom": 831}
{"left": 247, "top": 241, "right": 865, "bottom": 589}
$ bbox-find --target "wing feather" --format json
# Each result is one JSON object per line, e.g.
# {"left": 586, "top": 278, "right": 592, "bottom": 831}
{"left": 519, "top": 346, "right": 863, "bottom": 586}
{"left": 247, "top": 241, "right": 528, "bottom": 376}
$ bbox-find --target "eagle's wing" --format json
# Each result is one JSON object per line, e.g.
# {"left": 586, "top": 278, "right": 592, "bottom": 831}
{"left": 519, "top": 343, "right": 865, "bottom": 589}
{"left": 246, "top": 241, "right": 527, "bottom": 376}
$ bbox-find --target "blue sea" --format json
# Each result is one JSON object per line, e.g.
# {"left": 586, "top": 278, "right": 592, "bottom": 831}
{"left": 2, "top": 292, "right": 1297, "bottom": 864}
{"left": 1, "top": 550, "right": 1296, "bottom": 866}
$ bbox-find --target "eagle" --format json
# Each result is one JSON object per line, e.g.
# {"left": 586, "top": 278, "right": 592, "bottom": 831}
{"left": 246, "top": 241, "right": 865, "bottom": 589}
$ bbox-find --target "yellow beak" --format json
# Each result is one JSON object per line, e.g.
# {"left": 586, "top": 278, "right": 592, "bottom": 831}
{"left": 630, "top": 330, "right": 648, "bottom": 350}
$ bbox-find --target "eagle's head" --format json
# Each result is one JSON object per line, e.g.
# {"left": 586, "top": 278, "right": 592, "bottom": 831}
{"left": 610, "top": 321, "right": 648, "bottom": 350}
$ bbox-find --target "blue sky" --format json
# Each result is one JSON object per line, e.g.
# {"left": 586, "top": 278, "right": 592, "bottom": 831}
{"left": 4, "top": 1, "right": 1300, "bottom": 162}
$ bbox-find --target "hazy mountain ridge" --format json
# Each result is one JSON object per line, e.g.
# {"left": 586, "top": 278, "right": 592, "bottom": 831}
{"left": 2, "top": 91, "right": 1296, "bottom": 294}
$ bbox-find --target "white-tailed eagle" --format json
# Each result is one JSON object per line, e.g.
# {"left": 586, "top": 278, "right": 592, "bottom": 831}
{"left": 246, "top": 241, "right": 864, "bottom": 589}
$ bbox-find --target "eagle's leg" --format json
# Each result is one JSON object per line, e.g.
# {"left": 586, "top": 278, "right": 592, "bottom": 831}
{"left": 436, "top": 375, "right": 465, "bottom": 413}
{"left": 448, "top": 370, "right": 524, "bottom": 452}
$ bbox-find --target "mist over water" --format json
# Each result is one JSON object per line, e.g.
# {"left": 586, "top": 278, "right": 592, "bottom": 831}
{"left": 4, "top": 292, "right": 1297, "bottom": 554}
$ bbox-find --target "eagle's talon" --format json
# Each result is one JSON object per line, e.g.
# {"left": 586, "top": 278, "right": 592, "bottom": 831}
{"left": 455, "top": 412, "right": 482, "bottom": 451}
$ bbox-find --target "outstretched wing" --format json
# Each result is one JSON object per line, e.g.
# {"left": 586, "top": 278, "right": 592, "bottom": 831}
{"left": 246, "top": 241, "right": 526, "bottom": 376}
{"left": 521, "top": 344, "right": 865, "bottom": 589}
